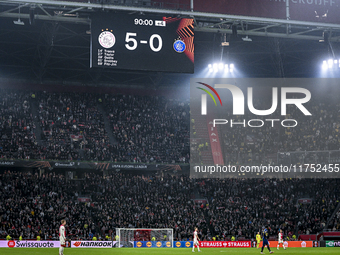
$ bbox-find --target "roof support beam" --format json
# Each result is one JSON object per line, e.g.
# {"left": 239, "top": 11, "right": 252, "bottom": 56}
{"left": 196, "top": 27, "right": 324, "bottom": 41}
{"left": 0, "top": 12, "right": 89, "bottom": 24}
{"left": 2, "top": 0, "right": 340, "bottom": 29}
{"left": 37, "top": 4, "right": 52, "bottom": 17}
{"left": 0, "top": 3, "right": 29, "bottom": 14}
{"left": 1, "top": 0, "right": 340, "bottom": 42}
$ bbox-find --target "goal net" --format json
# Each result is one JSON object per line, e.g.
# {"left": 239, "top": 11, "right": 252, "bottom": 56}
{"left": 116, "top": 228, "right": 173, "bottom": 248}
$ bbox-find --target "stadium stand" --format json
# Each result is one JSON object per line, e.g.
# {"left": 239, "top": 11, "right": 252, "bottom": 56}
{"left": 104, "top": 95, "right": 190, "bottom": 164}
{"left": 37, "top": 92, "right": 110, "bottom": 161}
{"left": 1, "top": 1, "right": 340, "bottom": 253}
{"left": 0, "top": 90, "right": 190, "bottom": 164}
{"left": 218, "top": 99, "right": 340, "bottom": 165}
{"left": 0, "top": 171, "right": 339, "bottom": 241}
{"left": 0, "top": 91, "right": 40, "bottom": 160}
{"left": 0, "top": 89, "right": 340, "bottom": 242}
{"left": 1, "top": 89, "right": 339, "bottom": 165}
{"left": 200, "top": 178, "right": 340, "bottom": 240}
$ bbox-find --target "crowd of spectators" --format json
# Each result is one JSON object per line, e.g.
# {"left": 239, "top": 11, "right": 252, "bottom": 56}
{"left": 296, "top": 179, "right": 340, "bottom": 234}
{"left": 105, "top": 95, "right": 190, "bottom": 164}
{"left": 217, "top": 97, "right": 340, "bottom": 165}
{"left": 89, "top": 172, "right": 203, "bottom": 241}
{"left": 38, "top": 92, "right": 110, "bottom": 161}
{"left": 0, "top": 171, "right": 94, "bottom": 241}
{"left": 0, "top": 171, "right": 204, "bottom": 241}
{"left": 1, "top": 171, "right": 339, "bottom": 242}
{"left": 1, "top": 88, "right": 340, "bottom": 165}
{"left": 1, "top": 88, "right": 340, "bottom": 242}
{"left": 0, "top": 91, "right": 40, "bottom": 160}
{"left": 0, "top": 90, "right": 190, "bottom": 164}
{"left": 199, "top": 178, "right": 340, "bottom": 240}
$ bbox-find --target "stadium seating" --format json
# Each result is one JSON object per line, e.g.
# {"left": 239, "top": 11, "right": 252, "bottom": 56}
{"left": 0, "top": 91, "right": 190, "bottom": 164}
{"left": 0, "top": 171, "right": 339, "bottom": 241}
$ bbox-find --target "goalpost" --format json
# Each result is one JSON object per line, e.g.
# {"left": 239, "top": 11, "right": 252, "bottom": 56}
{"left": 116, "top": 228, "right": 173, "bottom": 248}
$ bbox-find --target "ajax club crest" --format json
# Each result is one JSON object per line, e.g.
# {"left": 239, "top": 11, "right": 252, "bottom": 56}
{"left": 98, "top": 30, "right": 116, "bottom": 49}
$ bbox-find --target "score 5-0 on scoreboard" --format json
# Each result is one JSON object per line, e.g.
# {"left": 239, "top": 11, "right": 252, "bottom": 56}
{"left": 91, "top": 13, "right": 194, "bottom": 73}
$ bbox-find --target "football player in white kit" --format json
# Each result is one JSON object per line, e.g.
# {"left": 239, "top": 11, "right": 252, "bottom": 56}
{"left": 192, "top": 227, "right": 201, "bottom": 252}
{"left": 277, "top": 229, "right": 286, "bottom": 250}
{"left": 59, "top": 219, "right": 66, "bottom": 255}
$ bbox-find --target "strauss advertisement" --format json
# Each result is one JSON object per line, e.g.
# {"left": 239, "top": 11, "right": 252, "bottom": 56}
{"left": 199, "top": 241, "right": 251, "bottom": 248}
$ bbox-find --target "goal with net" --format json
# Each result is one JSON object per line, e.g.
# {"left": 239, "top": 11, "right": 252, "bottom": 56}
{"left": 115, "top": 228, "right": 173, "bottom": 248}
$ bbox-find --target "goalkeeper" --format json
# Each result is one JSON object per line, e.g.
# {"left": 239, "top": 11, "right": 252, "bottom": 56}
{"left": 256, "top": 232, "right": 261, "bottom": 249}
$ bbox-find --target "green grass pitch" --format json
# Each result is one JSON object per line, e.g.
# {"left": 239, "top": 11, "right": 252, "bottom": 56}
{"left": 0, "top": 248, "right": 338, "bottom": 255}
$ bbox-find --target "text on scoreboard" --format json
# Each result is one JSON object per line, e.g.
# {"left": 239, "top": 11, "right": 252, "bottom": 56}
{"left": 91, "top": 13, "right": 194, "bottom": 73}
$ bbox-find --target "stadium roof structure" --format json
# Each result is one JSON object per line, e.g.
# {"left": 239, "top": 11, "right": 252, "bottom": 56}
{"left": 0, "top": 0, "right": 340, "bottom": 87}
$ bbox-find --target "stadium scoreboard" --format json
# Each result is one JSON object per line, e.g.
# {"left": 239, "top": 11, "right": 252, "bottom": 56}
{"left": 91, "top": 13, "right": 194, "bottom": 73}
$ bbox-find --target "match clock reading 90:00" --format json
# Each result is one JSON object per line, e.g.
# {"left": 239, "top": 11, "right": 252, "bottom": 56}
{"left": 134, "top": 18, "right": 154, "bottom": 26}
{"left": 91, "top": 13, "right": 194, "bottom": 73}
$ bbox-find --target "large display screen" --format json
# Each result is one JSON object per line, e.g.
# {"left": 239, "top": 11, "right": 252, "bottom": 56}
{"left": 91, "top": 13, "right": 194, "bottom": 73}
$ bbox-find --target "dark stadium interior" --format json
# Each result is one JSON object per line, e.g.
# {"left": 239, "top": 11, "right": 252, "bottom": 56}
{"left": 0, "top": 0, "right": 340, "bottom": 248}
{"left": 1, "top": 1, "right": 340, "bottom": 86}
